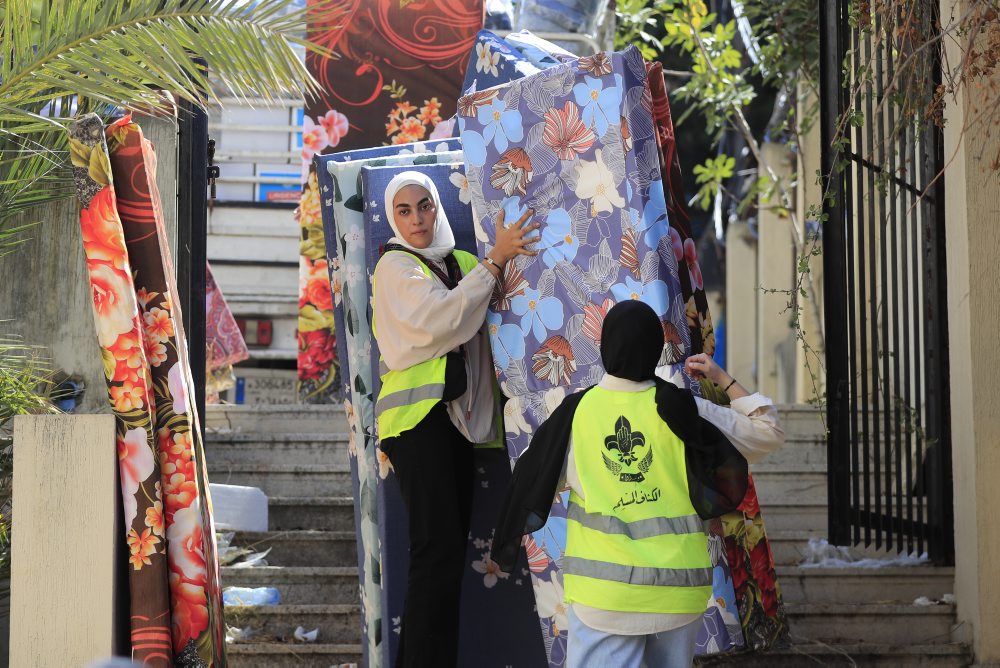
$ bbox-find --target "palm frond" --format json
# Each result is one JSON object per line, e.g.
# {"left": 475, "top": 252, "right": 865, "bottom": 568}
{"left": 0, "top": 335, "right": 58, "bottom": 430}
{"left": 0, "top": 129, "right": 70, "bottom": 232}
{"left": 3, "top": 0, "right": 324, "bottom": 117}
{"left": 0, "top": 0, "right": 332, "bottom": 229}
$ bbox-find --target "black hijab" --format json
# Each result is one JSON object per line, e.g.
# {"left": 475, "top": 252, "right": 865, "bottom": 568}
{"left": 600, "top": 300, "right": 663, "bottom": 382}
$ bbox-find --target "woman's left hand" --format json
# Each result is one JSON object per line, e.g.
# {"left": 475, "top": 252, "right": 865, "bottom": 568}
{"left": 685, "top": 353, "right": 729, "bottom": 386}
{"left": 490, "top": 208, "right": 541, "bottom": 265}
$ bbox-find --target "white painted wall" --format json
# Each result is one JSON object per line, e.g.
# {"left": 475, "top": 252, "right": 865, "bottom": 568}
{"left": 10, "top": 415, "right": 121, "bottom": 666}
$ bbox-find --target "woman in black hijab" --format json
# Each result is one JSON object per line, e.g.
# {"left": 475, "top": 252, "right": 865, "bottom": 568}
{"left": 492, "top": 300, "right": 749, "bottom": 573}
{"left": 493, "top": 300, "right": 749, "bottom": 667}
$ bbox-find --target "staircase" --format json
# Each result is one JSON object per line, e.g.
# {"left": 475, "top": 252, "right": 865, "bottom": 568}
{"left": 205, "top": 404, "right": 362, "bottom": 667}
{"left": 205, "top": 403, "right": 970, "bottom": 667}
{"left": 698, "top": 406, "right": 970, "bottom": 666}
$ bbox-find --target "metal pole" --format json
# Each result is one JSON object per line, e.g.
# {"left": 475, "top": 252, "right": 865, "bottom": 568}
{"left": 176, "top": 95, "right": 208, "bottom": 438}
{"left": 923, "top": 7, "right": 954, "bottom": 564}
{"left": 820, "top": 0, "right": 851, "bottom": 546}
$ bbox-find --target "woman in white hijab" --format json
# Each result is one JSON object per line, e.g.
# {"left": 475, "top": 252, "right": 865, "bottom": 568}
{"left": 371, "top": 170, "right": 538, "bottom": 667}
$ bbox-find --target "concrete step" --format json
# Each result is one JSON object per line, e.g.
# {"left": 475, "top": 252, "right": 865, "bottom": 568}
{"left": 754, "top": 498, "right": 926, "bottom": 532}
{"left": 221, "top": 566, "right": 358, "bottom": 605}
{"left": 207, "top": 202, "right": 299, "bottom": 237}
{"left": 752, "top": 470, "right": 827, "bottom": 505}
{"left": 753, "top": 454, "right": 925, "bottom": 479}
{"left": 769, "top": 529, "right": 825, "bottom": 565}
{"left": 223, "top": 293, "right": 298, "bottom": 319}
{"left": 757, "top": 435, "right": 827, "bottom": 468}
{"left": 774, "top": 405, "right": 825, "bottom": 435}
{"left": 696, "top": 642, "right": 970, "bottom": 666}
{"left": 207, "top": 463, "right": 352, "bottom": 497}
{"left": 784, "top": 602, "right": 957, "bottom": 645}
{"left": 229, "top": 641, "right": 969, "bottom": 668}
{"left": 766, "top": 530, "right": 913, "bottom": 565}
{"left": 268, "top": 496, "right": 354, "bottom": 532}
{"left": 231, "top": 530, "right": 357, "bottom": 568}
{"left": 205, "top": 403, "right": 348, "bottom": 433}
{"left": 754, "top": 481, "right": 928, "bottom": 511}
{"left": 204, "top": 432, "right": 350, "bottom": 467}
{"left": 224, "top": 604, "right": 361, "bottom": 643}
{"left": 756, "top": 503, "right": 827, "bottom": 532}
{"left": 227, "top": 642, "right": 363, "bottom": 668}
{"left": 775, "top": 565, "right": 954, "bottom": 605}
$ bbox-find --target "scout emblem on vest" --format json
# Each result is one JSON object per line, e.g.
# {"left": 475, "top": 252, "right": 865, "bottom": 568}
{"left": 602, "top": 415, "right": 653, "bottom": 482}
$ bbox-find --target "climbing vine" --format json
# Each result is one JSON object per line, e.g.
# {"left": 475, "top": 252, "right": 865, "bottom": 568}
{"left": 617, "top": 0, "right": 998, "bottom": 412}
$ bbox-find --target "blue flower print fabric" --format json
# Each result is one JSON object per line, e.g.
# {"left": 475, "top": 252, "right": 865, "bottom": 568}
{"left": 460, "top": 30, "right": 542, "bottom": 96}
{"left": 460, "top": 46, "right": 691, "bottom": 398}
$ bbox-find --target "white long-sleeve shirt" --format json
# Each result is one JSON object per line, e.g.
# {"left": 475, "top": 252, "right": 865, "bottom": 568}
{"left": 562, "top": 373, "right": 785, "bottom": 635}
{"left": 372, "top": 252, "right": 498, "bottom": 443}
{"left": 693, "top": 393, "right": 786, "bottom": 464}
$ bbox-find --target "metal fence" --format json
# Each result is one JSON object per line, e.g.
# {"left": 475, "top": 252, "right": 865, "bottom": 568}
{"left": 820, "top": 0, "right": 953, "bottom": 563}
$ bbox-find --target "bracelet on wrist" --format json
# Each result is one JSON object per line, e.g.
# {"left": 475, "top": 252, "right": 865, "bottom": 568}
{"left": 723, "top": 377, "right": 737, "bottom": 392}
{"left": 482, "top": 256, "right": 502, "bottom": 273}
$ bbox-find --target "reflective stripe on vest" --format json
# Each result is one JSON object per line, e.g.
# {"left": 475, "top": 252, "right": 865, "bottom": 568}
{"left": 562, "top": 556, "right": 713, "bottom": 588}
{"left": 563, "top": 385, "right": 713, "bottom": 615}
{"left": 374, "top": 382, "right": 448, "bottom": 417}
{"left": 373, "top": 249, "right": 480, "bottom": 440}
{"left": 566, "top": 502, "right": 705, "bottom": 540}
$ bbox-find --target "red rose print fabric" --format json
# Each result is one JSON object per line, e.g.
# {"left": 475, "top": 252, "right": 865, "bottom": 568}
{"left": 70, "top": 113, "right": 226, "bottom": 666}
{"left": 723, "top": 476, "right": 788, "bottom": 649}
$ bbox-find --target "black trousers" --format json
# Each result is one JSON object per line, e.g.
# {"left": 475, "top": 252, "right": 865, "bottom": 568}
{"left": 381, "top": 402, "right": 474, "bottom": 668}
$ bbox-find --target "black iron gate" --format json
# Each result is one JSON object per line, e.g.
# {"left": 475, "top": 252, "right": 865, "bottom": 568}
{"left": 819, "top": 0, "right": 953, "bottom": 563}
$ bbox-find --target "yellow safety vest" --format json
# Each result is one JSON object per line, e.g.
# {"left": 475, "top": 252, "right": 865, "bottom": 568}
{"left": 563, "top": 386, "right": 712, "bottom": 614}
{"left": 373, "top": 249, "right": 498, "bottom": 442}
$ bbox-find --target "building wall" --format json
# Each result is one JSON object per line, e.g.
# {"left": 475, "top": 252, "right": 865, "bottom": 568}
{"left": 793, "top": 96, "right": 826, "bottom": 403}
{"left": 724, "top": 222, "right": 758, "bottom": 387}
{"left": 941, "top": 0, "right": 1000, "bottom": 662}
{"left": 733, "top": 129, "right": 825, "bottom": 404}
{"left": 755, "top": 142, "right": 798, "bottom": 402}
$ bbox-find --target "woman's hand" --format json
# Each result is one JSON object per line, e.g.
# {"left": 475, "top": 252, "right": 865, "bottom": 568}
{"left": 489, "top": 208, "right": 540, "bottom": 266}
{"left": 685, "top": 353, "right": 749, "bottom": 399}
{"left": 684, "top": 353, "right": 729, "bottom": 386}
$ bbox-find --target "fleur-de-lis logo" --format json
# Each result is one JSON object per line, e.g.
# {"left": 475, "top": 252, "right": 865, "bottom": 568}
{"left": 602, "top": 416, "right": 653, "bottom": 482}
{"left": 606, "top": 416, "right": 644, "bottom": 465}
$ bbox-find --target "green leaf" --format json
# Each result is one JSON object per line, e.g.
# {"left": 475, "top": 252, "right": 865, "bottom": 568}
{"left": 299, "top": 304, "right": 333, "bottom": 333}
{"left": 1, "top": 0, "right": 330, "bottom": 229}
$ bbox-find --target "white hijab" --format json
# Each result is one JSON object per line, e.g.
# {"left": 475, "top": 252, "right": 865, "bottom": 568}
{"left": 384, "top": 170, "right": 456, "bottom": 261}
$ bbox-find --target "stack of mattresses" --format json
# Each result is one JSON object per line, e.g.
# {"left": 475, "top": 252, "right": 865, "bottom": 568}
{"left": 316, "top": 140, "right": 545, "bottom": 667}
